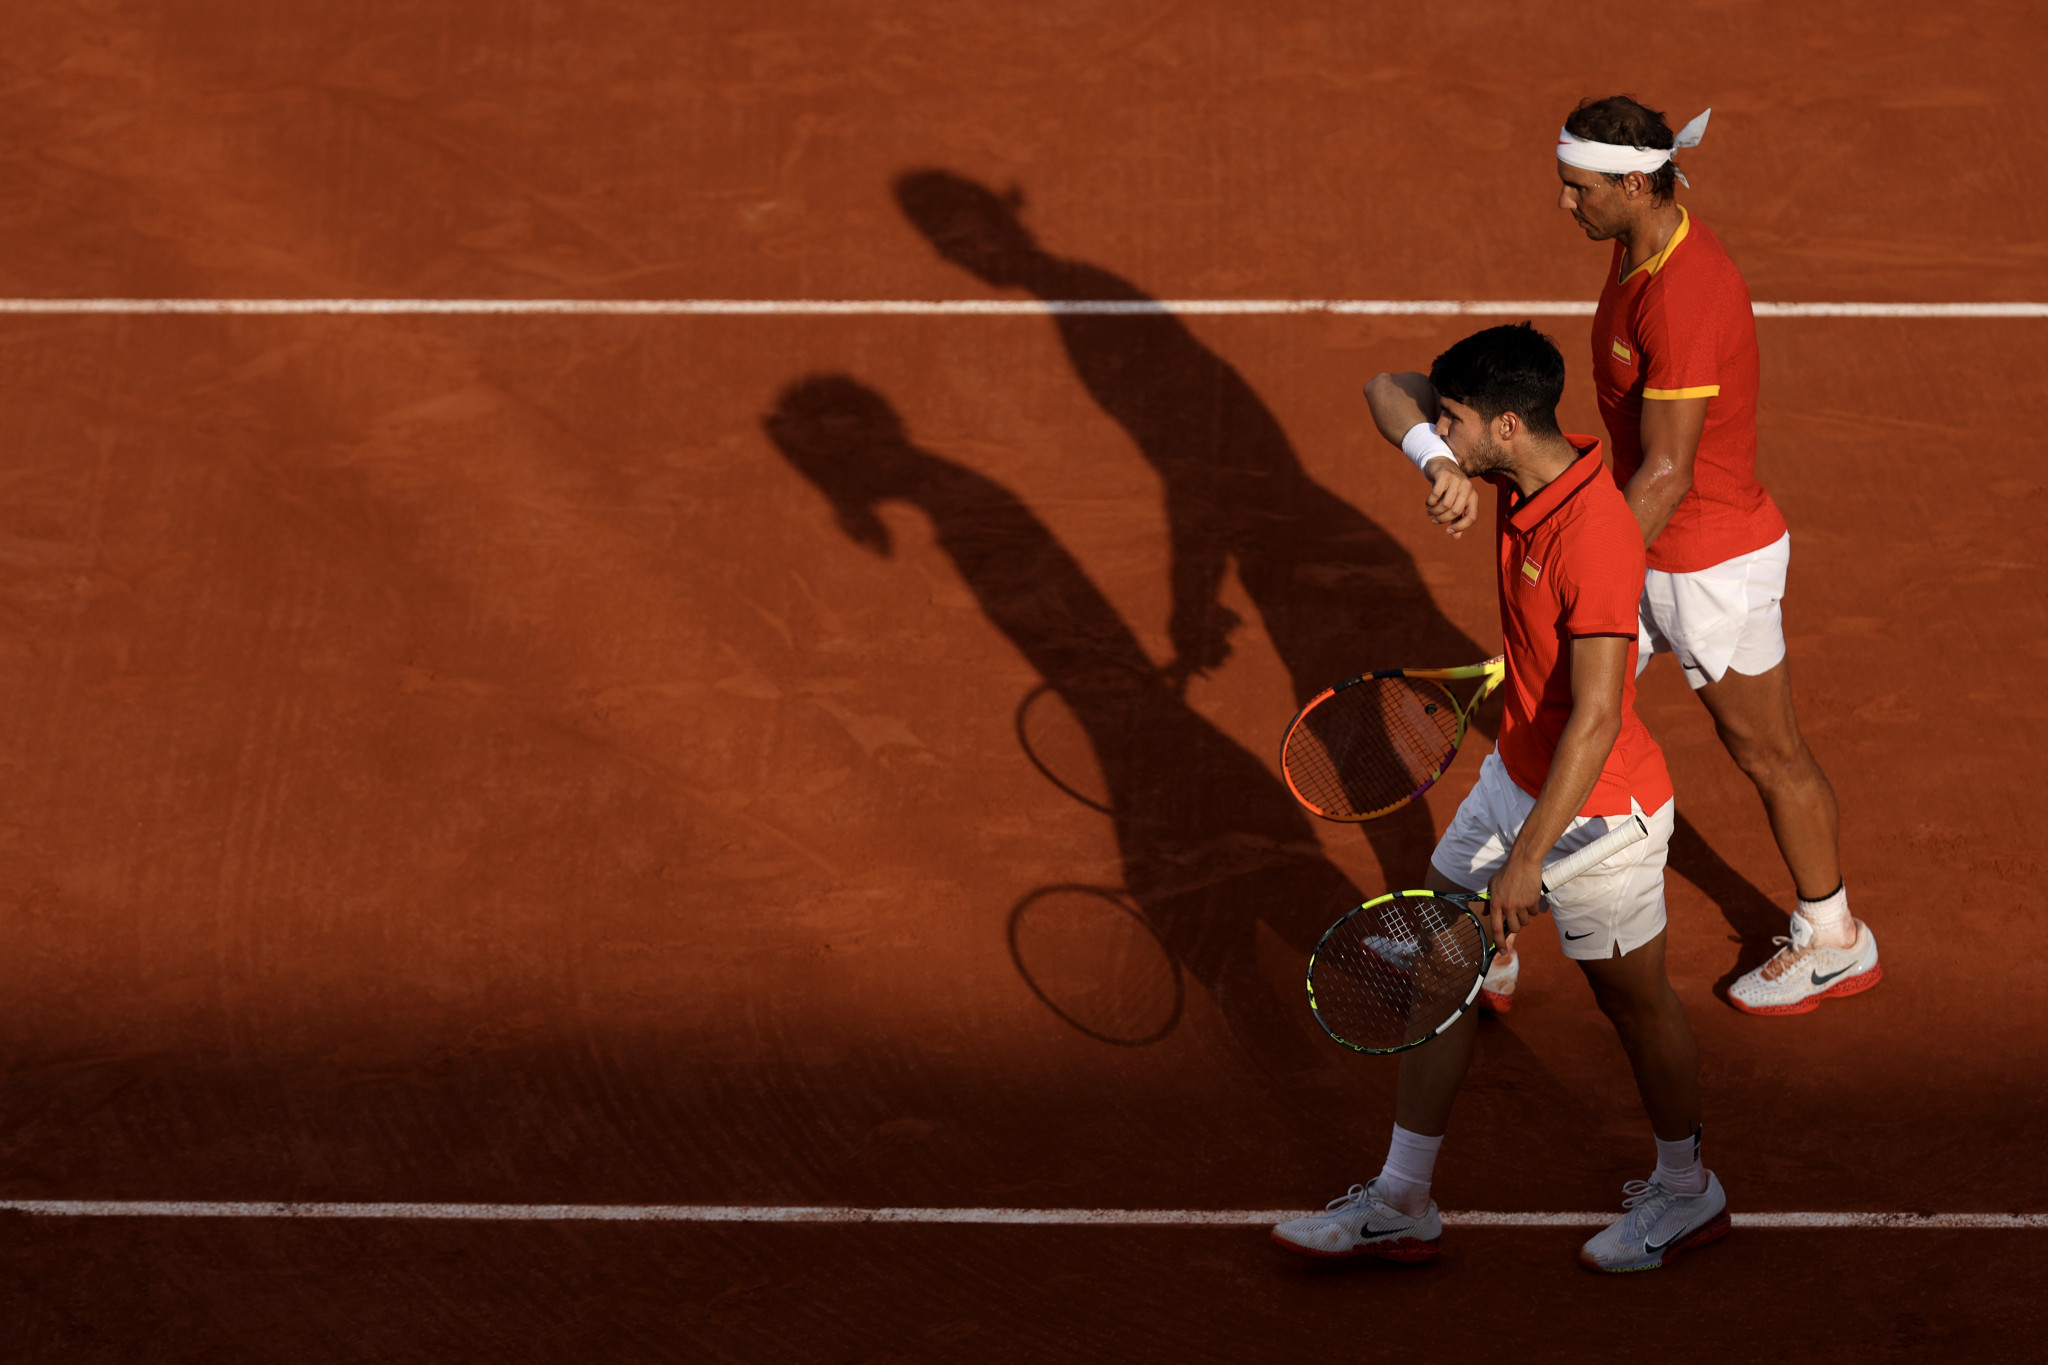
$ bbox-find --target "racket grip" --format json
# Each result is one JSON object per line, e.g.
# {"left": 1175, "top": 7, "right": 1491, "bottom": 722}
{"left": 1539, "top": 814, "right": 1650, "bottom": 894}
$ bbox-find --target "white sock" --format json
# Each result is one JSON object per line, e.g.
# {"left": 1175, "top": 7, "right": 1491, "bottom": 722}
{"left": 1797, "top": 882, "right": 1851, "bottom": 940}
{"left": 1377, "top": 1124, "right": 1444, "bottom": 1215}
{"left": 1653, "top": 1128, "right": 1706, "bottom": 1196}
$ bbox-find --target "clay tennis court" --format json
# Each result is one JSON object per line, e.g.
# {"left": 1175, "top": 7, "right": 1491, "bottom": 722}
{"left": 3, "top": 2, "right": 2045, "bottom": 1359}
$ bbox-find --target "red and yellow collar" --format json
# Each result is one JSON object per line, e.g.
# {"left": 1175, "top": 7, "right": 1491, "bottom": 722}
{"left": 1619, "top": 205, "right": 1691, "bottom": 284}
{"left": 1505, "top": 437, "right": 1605, "bottom": 535}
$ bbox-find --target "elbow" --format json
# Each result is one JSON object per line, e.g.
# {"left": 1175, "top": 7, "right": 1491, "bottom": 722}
{"left": 1571, "top": 698, "right": 1624, "bottom": 748}
{"left": 1596, "top": 711, "right": 1623, "bottom": 758}
{"left": 1645, "top": 453, "right": 1695, "bottom": 494}
{"left": 1363, "top": 372, "right": 1406, "bottom": 427}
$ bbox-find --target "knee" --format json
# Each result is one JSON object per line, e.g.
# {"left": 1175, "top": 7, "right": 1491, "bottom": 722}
{"left": 1723, "top": 730, "right": 1808, "bottom": 787}
{"left": 1586, "top": 978, "right": 1647, "bottom": 1031}
{"left": 1585, "top": 972, "right": 1675, "bottom": 1034}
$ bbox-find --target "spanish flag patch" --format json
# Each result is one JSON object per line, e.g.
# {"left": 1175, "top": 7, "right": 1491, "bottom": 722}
{"left": 1611, "top": 336, "right": 1633, "bottom": 365}
{"left": 1521, "top": 556, "right": 1543, "bottom": 585}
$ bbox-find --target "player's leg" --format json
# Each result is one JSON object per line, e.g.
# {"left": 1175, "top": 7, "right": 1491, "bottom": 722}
{"left": 1653, "top": 536, "right": 1879, "bottom": 1010}
{"left": 1573, "top": 928, "right": 1730, "bottom": 1272}
{"left": 1576, "top": 929, "right": 1699, "bottom": 1142}
{"left": 1272, "top": 766, "right": 1513, "bottom": 1262}
{"left": 1547, "top": 799, "right": 1696, "bottom": 1140}
{"left": 1271, "top": 920, "right": 1465, "bottom": 1261}
{"left": 1643, "top": 540, "right": 1832, "bottom": 897}
{"left": 1390, "top": 859, "right": 1488, "bottom": 1142}
{"left": 1695, "top": 658, "right": 1842, "bottom": 911}
{"left": 1701, "top": 659, "right": 1883, "bottom": 1012}
{"left": 1380, "top": 775, "right": 1515, "bottom": 1201}
{"left": 1545, "top": 799, "right": 1726, "bottom": 1270}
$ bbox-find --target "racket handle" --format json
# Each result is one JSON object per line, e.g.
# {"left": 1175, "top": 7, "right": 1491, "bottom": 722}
{"left": 1539, "top": 814, "right": 1650, "bottom": 894}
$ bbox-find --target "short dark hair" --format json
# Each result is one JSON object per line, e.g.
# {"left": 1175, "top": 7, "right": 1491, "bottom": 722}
{"left": 1565, "top": 95, "right": 1679, "bottom": 203}
{"left": 1429, "top": 323, "right": 1565, "bottom": 438}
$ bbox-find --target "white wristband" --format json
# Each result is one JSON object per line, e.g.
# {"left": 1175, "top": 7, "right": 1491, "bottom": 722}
{"left": 1400, "top": 421, "right": 1456, "bottom": 476}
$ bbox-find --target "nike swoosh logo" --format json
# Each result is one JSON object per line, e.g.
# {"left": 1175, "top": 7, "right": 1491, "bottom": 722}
{"left": 1564, "top": 930, "right": 1593, "bottom": 941}
{"left": 1644, "top": 1229, "right": 1685, "bottom": 1255}
{"left": 1680, "top": 662, "right": 1705, "bottom": 673}
{"left": 1811, "top": 964, "right": 1856, "bottom": 986}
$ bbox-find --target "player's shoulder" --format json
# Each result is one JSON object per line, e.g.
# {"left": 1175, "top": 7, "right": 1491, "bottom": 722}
{"left": 1555, "top": 469, "right": 1647, "bottom": 572}
{"left": 1566, "top": 473, "right": 1642, "bottom": 537}
{"left": 1662, "top": 212, "right": 1750, "bottom": 296}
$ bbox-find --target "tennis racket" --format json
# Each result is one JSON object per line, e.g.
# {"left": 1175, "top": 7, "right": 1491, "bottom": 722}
{"left": 1306, "top": 814, "right": 1649, "bottom": 1054}
{"left": 1280, "top": 656, "right": 1505, "bottom": 821}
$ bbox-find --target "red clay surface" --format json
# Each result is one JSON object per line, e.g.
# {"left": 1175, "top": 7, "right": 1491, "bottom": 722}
{"left": 3, "top": 2, "right": 2047, "bottom": 1361}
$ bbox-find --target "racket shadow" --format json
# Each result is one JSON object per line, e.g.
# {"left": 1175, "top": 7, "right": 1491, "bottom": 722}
{"left": 765, "top": 376, "right": 1358, "bottom": 1074}
{"left": 1007, "top": 884, "right": 1184, "bottom": 1047}
{"left": 1014, "top": 683, "right": 1114, "bottom": 815}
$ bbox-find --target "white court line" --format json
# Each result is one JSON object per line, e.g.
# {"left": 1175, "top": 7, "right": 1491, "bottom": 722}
{"left": 0, "top": 298, "right": 2041, "bottom": 318}
{"left": 2, "top": 1200, "right": 2042, "bottom": 1229}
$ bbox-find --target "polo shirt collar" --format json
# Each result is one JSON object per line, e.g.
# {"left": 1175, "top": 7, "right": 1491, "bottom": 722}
{"left": 1505, "top": 438, "right": 1605, "bottom": 535}
{"left": 1619, "top": 205, "right": 1691, "bottom": 284}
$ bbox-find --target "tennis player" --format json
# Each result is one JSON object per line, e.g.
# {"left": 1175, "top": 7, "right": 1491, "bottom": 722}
{"left": 1273, "top": 324, "right": 1728, "bottom": 1271}
{"left": 1540, "top": 95, "right": 1877, "bottom": 1016}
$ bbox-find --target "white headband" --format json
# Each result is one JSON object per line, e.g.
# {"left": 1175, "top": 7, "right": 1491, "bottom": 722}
{"left": 1557, "top": 108, "right": 1711, "bottom": 187}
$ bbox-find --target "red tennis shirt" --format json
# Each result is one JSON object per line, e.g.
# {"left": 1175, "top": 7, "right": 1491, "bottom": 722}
{"left": 1591, "top": 206, "right": 1787, "bottom": 573}
{"left": 1493, "top": 438, "right": 1673, "bottom": 818}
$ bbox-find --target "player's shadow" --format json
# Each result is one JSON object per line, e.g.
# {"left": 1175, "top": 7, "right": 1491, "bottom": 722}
{"left": 1666, "top": 814, "right": 1793, "bottom": 996}
{"left": 765, "top": 375, "right": 1358, "bottom": 1077}
{"left": 894, "top": 169, "right": 1475, "bottom": 882}
{"left": 894, "top": 170, "right": 1788, "bottom": 977}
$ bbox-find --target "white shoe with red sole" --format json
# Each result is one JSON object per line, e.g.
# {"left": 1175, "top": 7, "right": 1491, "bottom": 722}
{"left": 1729, "top": 913, "right": 1881, "bottom": 1016}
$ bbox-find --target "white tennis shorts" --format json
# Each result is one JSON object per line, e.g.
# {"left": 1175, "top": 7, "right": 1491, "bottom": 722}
{"left": 1637, "top": 532, "right": 1791, "bottom": 690}
{"left": 1430, "top": 752, "right": 1675, "bottom": 961}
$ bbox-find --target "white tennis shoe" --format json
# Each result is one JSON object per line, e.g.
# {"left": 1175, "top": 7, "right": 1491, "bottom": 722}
{"left": 1578, "top": 1172, "right": 1729, "bottom": 1273}
{"left": 1478, "top": 949, "right": 1519, "bottom": 1014}
{"left": 1271, "top": 1180, "right": 1442, "bottom": 1262}
{"left": 1728, "top": 912, "right": 1881, "bottom": 1016}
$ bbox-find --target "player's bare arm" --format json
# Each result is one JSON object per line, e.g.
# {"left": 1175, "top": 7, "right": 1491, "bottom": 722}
{"left": 1362, "top": 371, "right": 1478, "bottom": 537}
{"left": 1484, "top": 634, "right": 1628, "bottom": 943}
{"left": 1362, "top": 370, "right": 1440, "bottom": 440}
{"left": 1626, "top": 394, "right": 1708, "bottom": 545}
